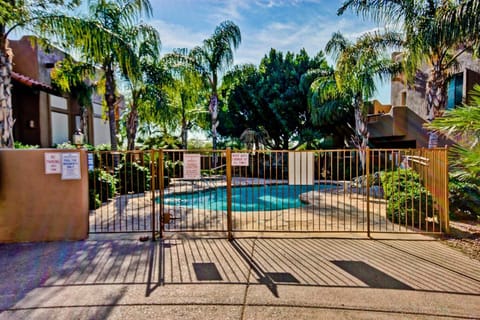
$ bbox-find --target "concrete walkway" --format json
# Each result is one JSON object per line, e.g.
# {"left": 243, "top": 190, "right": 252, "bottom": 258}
{"left": 1, "top": 234, "right": 479, "bottom": 319}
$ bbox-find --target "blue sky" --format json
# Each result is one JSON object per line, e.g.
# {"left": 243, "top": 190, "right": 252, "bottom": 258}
{"left": 148, "top": 0, "right": 391, "bottom": 103}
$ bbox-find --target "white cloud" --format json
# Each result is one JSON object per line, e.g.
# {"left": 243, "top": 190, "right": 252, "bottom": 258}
{"left": 150, "top": 19, "right": 208, "bottom": 52}
{"left": 208, "top": 1, "right": 251, "bottom": 22}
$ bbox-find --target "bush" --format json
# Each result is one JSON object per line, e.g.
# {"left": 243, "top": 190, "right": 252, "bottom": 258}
{"left": 88, "top": 169, "right": 117, "bottom": 209}
{"left": 14, "top": 141, "right": 39, "bottom": 149}
{"left": 381, "top": 168, "right": 434, "bottom": 227}
{"left": 116, "top": 162, "right": 151, "bottom": 194}
{"left": 449, "top": 177, "right": 480, "bottom": 220}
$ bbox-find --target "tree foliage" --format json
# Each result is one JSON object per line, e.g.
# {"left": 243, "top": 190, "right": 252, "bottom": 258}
{"left": 338, "top": 0, "right": 480, "bottom": 147}
{"left": 189, "top": 20, "right": 241, "bottom": 150}
{"left": 425, "top": 84, "right": 480, "bottom": 218}
{"left": 219, "top": 49, "right": 332, "bottom": 150}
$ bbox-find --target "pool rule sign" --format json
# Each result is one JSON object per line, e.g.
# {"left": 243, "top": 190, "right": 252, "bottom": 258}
{"left": 184, "top": 153, "right": 201, "bottom": 179}
{"left": 61, "top": 152, "right": 81, "bottom": 180}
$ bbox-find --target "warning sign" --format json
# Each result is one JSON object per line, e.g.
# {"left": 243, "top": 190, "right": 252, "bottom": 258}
{"left": 232, "top": 153, "right": 249, "bottom": 166}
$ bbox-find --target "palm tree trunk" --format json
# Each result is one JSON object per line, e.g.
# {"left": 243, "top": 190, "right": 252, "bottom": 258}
{"left": 126, "top": 105, "right": 138, "bottom": 151}
{"left": 181, "top": 121, "right": 188, "bottom": 150}
{"left": 0, "top": 35, "right": 14, "bottom": 148}
{"left": 209, "top": 94, "right": 219, "bottom": 150}
{"left": 104, "top": 63, "right": 118, "bottom": 150}
{"left": 209, "top": 94, "right": 219, "bottom": 166}
{"left": 352, "top": 94, "right": 369, "bottom": 170}
{"left": 425, "top": 64, "right": 446, "bottom": 148}
{"left": 80, "top": 106, "right": 88, "bottom": 143}
{"left": 181, "top": 93, "right": 188, "bottom": 149}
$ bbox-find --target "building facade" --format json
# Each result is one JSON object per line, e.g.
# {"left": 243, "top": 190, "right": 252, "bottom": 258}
{"left": 10, "top": 36, "right": 111, "bottom": 148}
{"left": 367, "top": 51, "right": 480, "bottom": 148}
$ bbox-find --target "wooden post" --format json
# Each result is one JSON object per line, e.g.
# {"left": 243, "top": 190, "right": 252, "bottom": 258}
{"left": 226, "top": 148, "right": 233, "bottom": 240}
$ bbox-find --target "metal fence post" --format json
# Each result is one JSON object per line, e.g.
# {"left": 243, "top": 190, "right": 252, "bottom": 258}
{"left": 443, "top": 146, "right": 450, "bottom": 234}
{"left": 226, "top": 148, "right": 233, "bottom": 240}
{"left": 151, "top": 150, "right": 156, "bottom": 241}
{"left": 159, "top": 149, "right": 164, "bottom": 239}
{"left": 366, "top": 147, "right": 371, "bottom": 237}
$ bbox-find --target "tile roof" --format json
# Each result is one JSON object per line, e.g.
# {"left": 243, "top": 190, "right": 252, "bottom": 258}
{"left": 11, "top": 71, "right": 56, "bottom": 93}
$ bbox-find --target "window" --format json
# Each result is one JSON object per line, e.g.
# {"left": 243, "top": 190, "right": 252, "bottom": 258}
{"left": 49, "top": 94, "right": 70, "bottom": 145}
{"left": 447, "top": 73, "right": 463, "bottom": 109}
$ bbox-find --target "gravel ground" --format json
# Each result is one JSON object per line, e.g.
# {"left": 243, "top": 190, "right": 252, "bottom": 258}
{"left": 442, "top": 220, "right": 480, "bottom": 261}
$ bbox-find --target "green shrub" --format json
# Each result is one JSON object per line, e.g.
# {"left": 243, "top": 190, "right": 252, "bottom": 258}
{"left": 14, "top": 141, "right": 39, "bottom": 149}
{"left": 116, "top": 162, "right": 151, "bottom": 194}
{"left": 55, "top": 141, "right": 76, "bottom": 149}
{"left": 380, "top": 168, "right": 434, "bottom": 227}
{"left": 88, "top": 169, "right": 117, "bottom": 209}
{"left": 449, "top": 177, "right": 480, "bottom": 220}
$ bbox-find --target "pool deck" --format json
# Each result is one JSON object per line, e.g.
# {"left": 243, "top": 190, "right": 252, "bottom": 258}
{"left": 1, "top": 234, "right": 479, "bottom": 319}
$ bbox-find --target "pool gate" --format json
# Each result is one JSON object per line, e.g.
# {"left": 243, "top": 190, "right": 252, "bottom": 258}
{"left": 87, "top": 148, "right": 449, "bottom": 238}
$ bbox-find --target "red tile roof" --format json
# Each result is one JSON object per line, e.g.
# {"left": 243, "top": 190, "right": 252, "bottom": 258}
{"left": 11, "top": 71, "right": 55, "bottom": 93}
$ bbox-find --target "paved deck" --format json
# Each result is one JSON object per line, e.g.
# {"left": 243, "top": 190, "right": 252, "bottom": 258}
{"left": 1, "top": 234, "right": 479, "bottom": 319}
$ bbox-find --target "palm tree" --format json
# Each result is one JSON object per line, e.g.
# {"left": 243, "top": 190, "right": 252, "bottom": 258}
{"left": 303, "top": 66, "right": 354, "bottom": 147}
{"left": 0, "top": 0, "right": 81, "bottom": 148}
{"left": 425, "top": 84, "right": 480, "bottom": 218}
{"left": 50, "top": 57, "right": 97, "bottom": 143}
{"left": 165, "top": 63, "right": 207, "bottom": 149}
{"left": 44, "top": 0, "right": 159, "bottom": 151}
{"left": 338, "top": 0, "right": 480, "bottom": 147}
{"left": 124, "top": 36, "right": 164, "bottom": 150}
{"left": 318, "top": 31, "right": 401, "bottom": 165}
{"left": 190, "top": 20, "right": 241, "bottom": 151}
{"left": 425, "top": 84, "right": 480, "bottom": 183}
{"left": 239, "top": 127, "right": 270, "bottom": 151}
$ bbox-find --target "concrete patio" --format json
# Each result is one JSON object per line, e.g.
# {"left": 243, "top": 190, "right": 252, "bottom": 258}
{"left": 1, "top": 234, "right": 479, "bottom": 319}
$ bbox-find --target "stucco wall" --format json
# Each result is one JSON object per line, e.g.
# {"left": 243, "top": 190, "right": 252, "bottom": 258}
{"left": 0, "top": 149, "right": 88, "bottom": 242}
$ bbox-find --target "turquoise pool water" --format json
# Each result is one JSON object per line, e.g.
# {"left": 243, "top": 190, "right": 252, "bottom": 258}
{"left": 163, "top": 184, "right": 336, "bottom": 212}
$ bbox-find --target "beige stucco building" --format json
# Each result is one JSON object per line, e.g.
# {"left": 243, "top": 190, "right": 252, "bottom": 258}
{"left": 10, "top": 36, "right": 114, "bottom": 147}
{"left": 368, "top": 51, "right": 480, "bottom": 148}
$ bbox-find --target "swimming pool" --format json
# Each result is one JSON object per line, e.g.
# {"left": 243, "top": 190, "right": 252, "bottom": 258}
{"left": 163, "top": 184, "right": 336, "bottom": 212}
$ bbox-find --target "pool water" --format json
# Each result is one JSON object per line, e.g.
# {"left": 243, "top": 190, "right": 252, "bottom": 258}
{"left": 163, "top": 184, "right": 336, "bottom": 212}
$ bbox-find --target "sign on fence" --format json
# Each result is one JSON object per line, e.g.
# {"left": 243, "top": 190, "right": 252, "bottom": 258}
{"left": 184, "top": 153, "right": 201, "bottom": 179}
{"left": 232, "top": 153, "right": 249, "bottom": 166}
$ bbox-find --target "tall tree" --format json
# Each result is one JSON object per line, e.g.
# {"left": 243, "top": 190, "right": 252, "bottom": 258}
{"left": 338, "top": 0, "right": 480, "bottom": 147}
{"left": 166, "top": 64, "right": 207, "bottom": 149}
{"left": 124, "top": 34, "right": 163, "bottom": 150}
{"left": 190, "top": 20, "right": 241, "bottom": 151}
{"left": 0, "top": 0, "right": 81, "bottom": 148}
{"left": 45, "top": 0, "right": 159, "bottom": 150}
{"left": 320, "top": 31, "right": 401, "bottom": 164}
{"left": 302, "top": 66, "right": 354, "bottom": 147}
{"left": 219, "top": 49, "right": 330, "bottom": 149}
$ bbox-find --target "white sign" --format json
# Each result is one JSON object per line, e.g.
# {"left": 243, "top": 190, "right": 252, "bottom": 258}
{"left": 184, "top": 153, "right": 201, "bottom": 179}
{"left": 232, "top": 153, "right": 249, "bottom": 166}
{"left": 61, "top": 153, "right": 81, "bottom": 180}
{"left": 45, "top": 153, "right": 61, "bottom": 174}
